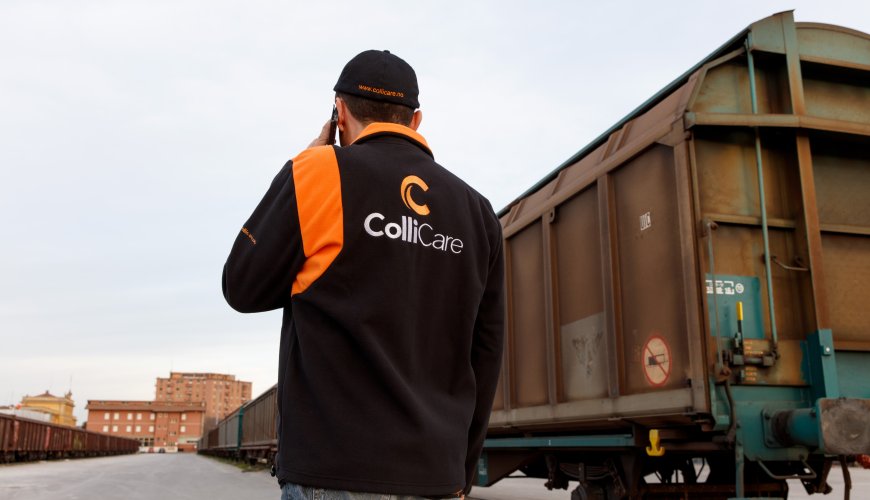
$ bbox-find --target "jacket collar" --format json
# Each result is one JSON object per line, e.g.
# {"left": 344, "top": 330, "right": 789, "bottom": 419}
{"left": 351, "top": 123, "right": 432, "bottom": 157}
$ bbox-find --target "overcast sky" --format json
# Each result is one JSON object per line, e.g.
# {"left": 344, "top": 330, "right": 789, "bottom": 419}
{"left": 2, "top": 1, "right": 868, "bottom": 425}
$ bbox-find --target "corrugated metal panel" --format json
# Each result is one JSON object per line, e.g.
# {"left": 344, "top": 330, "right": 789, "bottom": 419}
{"left": 241, "top": 385, "right": 277, "bottom": 449}
{"left": 612, "top": 145, "right": 689, "bottom": 394}
{"left": 507, "top": 221, "right": 548, "bottom": 407}
{"left": 217, "top": 409, "right": 241, "bottom": 449}
{"left": 552, "top": 186, "right": 607, "bottom": 402}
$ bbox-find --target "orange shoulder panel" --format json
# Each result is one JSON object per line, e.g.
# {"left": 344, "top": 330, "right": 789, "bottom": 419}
{"left": 291, "top": 146, "right": 343, "bottom": 295}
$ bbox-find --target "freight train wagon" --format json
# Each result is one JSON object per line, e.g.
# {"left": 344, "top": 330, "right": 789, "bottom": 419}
{"left": 239, "top": 383, "right": 278, "bottom": 463}
{"left": 197, "top": 384, "right": 277, "bottom": 464}
{"left": 0, "top": 413, "right": 139, "bottom": 463}
{"left": 197, "top": 426, "right": 219, "bottom": 456}
{"left": 199, "top": 404, "right": 244, "bottom": 459}
{"left": 476, "top": 11, "right": 870, "bottom": 500}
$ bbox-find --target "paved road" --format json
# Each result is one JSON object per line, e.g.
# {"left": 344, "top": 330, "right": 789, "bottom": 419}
{"left": 0, "top": 453, "right": 278, "bottom": 500}
{"left": 1, "top": 453, "right": 868, "bottom": 499}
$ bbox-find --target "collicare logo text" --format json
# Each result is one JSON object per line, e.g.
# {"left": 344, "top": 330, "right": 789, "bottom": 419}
{"left": 363, "top": 175, "right": 464, "bottom": 254}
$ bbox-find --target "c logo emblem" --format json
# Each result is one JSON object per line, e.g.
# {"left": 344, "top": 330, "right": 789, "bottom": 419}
{"left": 401, "top": 175, "right": 430, "bottom": 216}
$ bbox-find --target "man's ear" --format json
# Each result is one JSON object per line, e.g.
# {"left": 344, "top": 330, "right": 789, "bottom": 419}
{"left": 336, "top": 97, "right": 349, "bottom": 131}
{"left": 409, "top": 110, "right": 423, "bottom": 131}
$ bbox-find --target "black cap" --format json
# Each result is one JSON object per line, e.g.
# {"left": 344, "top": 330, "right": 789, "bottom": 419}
{"left": 333, "top": 50, "right": 419, "bottom": 109}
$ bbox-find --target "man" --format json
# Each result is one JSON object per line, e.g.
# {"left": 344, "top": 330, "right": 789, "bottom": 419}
{"left": 223, "top": 50, "right": 504, "bottom": 499}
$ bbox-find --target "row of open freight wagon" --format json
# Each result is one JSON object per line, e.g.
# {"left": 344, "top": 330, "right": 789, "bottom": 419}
{"left": 0, "top": 413, "right": 140, "bottom": 463}
{"left": 197, "top": 383, "right": 277, "bottom": 463}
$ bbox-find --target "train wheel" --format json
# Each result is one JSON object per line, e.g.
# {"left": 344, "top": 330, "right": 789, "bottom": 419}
{"left": 571, "top": 482, "right": 606, "bottom": 500}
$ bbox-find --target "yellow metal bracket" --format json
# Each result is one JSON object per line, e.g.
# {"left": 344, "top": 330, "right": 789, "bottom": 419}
{"left": 646, "top": 429, "right": 665, "bottom": 457}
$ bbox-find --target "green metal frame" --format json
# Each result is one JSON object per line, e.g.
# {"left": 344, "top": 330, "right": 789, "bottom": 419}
{"left": 709, "top": 330, "right": 839, "bottom": 458}
{"left": 477, "top": 433, "right": 635, "bottom": 487}
{"left": 235, "top": 406, "right": 245, "bottom": 452}
{"left": 483, "top": 434, "right": 635, "bottom": 449}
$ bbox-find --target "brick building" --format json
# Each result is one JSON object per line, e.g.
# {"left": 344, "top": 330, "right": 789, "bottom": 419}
{"left": 85, "top": 400, "right": 205, "bottom": 452}
{"left": 155, "top": 372, "right": 252, "bottom": 431}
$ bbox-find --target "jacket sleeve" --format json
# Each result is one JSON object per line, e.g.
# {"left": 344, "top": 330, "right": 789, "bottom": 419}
{"left": 222, "top": 160, "right": 305, "bottom": 313}
{"left": 464, "top": 215, "right": 506, "bottom": 494}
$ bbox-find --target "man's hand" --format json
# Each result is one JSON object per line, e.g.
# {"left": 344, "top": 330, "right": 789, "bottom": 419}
{"left": 308, "top": 119, "right": 334, "bottom": 148}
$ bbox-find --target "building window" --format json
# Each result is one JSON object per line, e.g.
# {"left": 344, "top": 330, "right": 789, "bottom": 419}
{"left": 126, "top": 425, "right": 132, "bottom": 432}
{"left": 169, "top": 431, "right": 176, "bottom": 436}
{"left": 180, "top": 425, "right": 186, "bottom": 433}
{"left": 149, "top": 425, "right": 154, "bottom": 432}
{"left": 104, "top": 412, "right": 109, "bottom": 420}
{"left": 181, "top": 413, "right": 187, "bottom": 421}
{"left": 127, "top": 413, "right": 133, "bottom": 420}
{"left": 114, "top": 412, "right": 119, "bottom": 419}
{"left": 135, "top": 425, "right": 141, "bottom": 432}
{"left": 112, "top": 425, "right": 118, "bottom": 432}
{"left": 102, "top": 425, "right": 109, "bottom": 432}
{"left": 137, "top": 413, "right": 142, "bottom": 420}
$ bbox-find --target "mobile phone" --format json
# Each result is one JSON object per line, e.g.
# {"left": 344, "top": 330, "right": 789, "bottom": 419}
{"left": 327, "top": 105, "right": 338, "bottom": 146}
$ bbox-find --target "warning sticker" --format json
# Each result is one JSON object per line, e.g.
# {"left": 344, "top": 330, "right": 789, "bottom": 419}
{"left": 642, "top": 335, "right": 671, "bottom": 386}
{"left": 705, "top": 279, "right": 745, "bottom": 296}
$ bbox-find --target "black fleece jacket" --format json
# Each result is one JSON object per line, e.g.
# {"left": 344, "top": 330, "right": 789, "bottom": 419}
{"left": 223, "top": 123, "right": 504, "bottom": 496}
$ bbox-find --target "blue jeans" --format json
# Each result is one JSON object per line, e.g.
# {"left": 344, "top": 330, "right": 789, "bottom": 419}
{"left": 280, "top": 483, "right": 433, "bottom": 500}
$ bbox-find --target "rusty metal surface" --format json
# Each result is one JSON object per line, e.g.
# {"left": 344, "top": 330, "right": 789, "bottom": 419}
{"left": 819, "top": 398, "right": 870, "bottom": 454}
{"left": 491, "top": 12, "right": 870, "bottom": 432}
{"left": 813, "top": 142, "right": 870, "bottom": 228}
{"left": 551, "top": 187, "right": 607, "bottom": 401}
{"left": 693, "top": 224, "right": 808, "bottom": 343}
{"left": 813, "top": 139, "right": 870, "bottom": 346}
{"left": 506, "top": 222, "right": 548, "bottom": 407}
{"left": 796, "top": 23, "right": 870, "bottom": 71}
{"left": 802, "top": 63, "right": 870, "bottom": 124}
{"left": 693, "top": 129, "right": 798, "bottom": 223}
{"left": 0, "top": 414, "right": 138, "bottom": 462}
{"left": 612, "top": 145, "right": 688, "bottom": 393}
{"left": 690, "top": 56, "right": 791, "bottom": 116}
{"left": 794, "top": 132, "right": 829, "bottom": 331}
{"left": 822, "top": 236, "right": 870, "bottom": 344}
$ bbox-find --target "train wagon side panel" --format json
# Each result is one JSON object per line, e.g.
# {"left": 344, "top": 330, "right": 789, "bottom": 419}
{"left": 492, "top": 73, "right": 707, "bottom": 433}
{"left": 240, "top": 384, "right": 277, "bottom": 455}
{"left": 490, "top": 9, "right": 870, "bottom": 436}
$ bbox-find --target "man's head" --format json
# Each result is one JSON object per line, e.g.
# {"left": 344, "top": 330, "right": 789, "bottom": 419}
{"left": 335, "top": 92, "right": 414, "bottom": 126}
{"left": 333, "top": 50, "right": 422, "bottom": 143}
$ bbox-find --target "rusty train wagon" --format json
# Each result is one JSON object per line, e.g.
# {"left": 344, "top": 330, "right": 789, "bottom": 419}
{"left": 477, "top": 12, "right": 870, "bottom": 499}
{"left": 0, "top": 414, "right": 139, "bottom": 462}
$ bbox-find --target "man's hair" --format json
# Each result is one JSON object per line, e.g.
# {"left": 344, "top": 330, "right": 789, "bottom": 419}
{"left": 337, "top": 92, "right": 414, "bottom": 126}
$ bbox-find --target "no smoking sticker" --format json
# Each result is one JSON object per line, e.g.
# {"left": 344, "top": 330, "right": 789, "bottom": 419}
{"left": 642, "top": 335, "right": 671, "bottom": 386}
